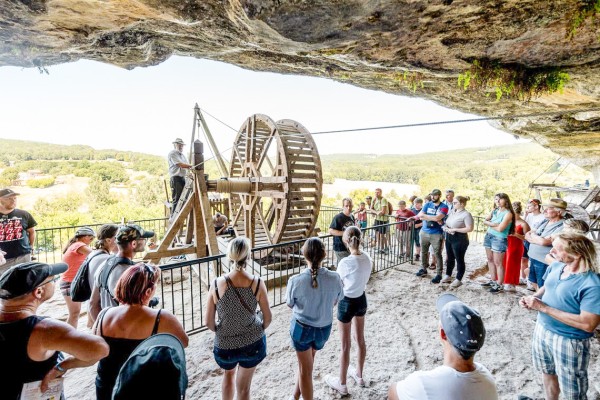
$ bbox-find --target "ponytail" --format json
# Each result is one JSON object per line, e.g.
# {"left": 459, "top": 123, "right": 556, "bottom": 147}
{"left": 227, "top": 237, "right": 250, "bottom": 271}
{"left": 343, "top": 226, "right": 362, "bottom": 252}
{"left": 302, "top": 237, "right": 326, "bottom": 288}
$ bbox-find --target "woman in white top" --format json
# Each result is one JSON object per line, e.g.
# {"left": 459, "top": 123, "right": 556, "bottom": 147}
{"left": 325, "top": 226, "right": 373, "bottom": 395}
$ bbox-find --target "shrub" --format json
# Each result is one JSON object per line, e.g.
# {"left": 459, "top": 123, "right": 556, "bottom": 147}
{"left": 27, "top": 176, "right": 55, "bottom": 188}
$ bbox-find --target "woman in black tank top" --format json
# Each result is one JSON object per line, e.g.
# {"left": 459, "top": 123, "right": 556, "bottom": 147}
{"left": 93, "top": 263, "right": 189, "bottom": 400}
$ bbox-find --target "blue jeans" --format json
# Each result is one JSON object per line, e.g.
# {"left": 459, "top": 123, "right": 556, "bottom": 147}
{"left": 213, "top": 335, "right": 267, "bottom": 370}
{"left": 529, "top": 258, "right": 549, "bottom": 287}
{"left": 289, "top": 319, "right": 332, "bottom": 352}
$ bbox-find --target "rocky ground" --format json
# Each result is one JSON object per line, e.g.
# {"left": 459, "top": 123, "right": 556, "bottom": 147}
{"left": 44, "top": 242, "right": 599, "bottom": 399}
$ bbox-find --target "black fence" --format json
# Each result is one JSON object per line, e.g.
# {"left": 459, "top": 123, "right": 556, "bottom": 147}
{"left": 157, "top": 218, "right": 416, "bottom": 335}
{"left": 33, "top": 217, "right": 169, "bottom": 264}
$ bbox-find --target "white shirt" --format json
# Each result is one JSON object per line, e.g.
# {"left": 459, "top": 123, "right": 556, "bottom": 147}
{"left": 168, "top": 149, "right": 189, "bottom": 177}
{"left": 336, "top": 252, "right": 372, "bottom": 298}
{"left": 395, "top": 363, "right": 498, "bottom": 400}
{"left": 525, "top": 213, "right": 546, "bottom": 230}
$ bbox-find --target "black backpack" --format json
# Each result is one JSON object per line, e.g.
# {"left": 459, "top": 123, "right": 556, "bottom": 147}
{"left": 98, "top": 255, "right": 134, "bottom": 305}
{"left": 70, "top": 251, "right": 105, "bottom": 302}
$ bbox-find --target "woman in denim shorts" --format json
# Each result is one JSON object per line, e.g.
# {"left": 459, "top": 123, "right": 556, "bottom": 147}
{"left": 206, "top": 238, "right": 272, "bottom": 400}
{"left": 325, "top": 226, "right": 372, "bottom": 395}
{"left": 286, "top": 238, "right": 344, "bottom": 400}
{"left": 482, "top": 193, "right": 515, "bottom": 293}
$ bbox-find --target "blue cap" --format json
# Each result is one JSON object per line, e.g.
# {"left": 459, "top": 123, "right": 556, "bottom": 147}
{"left": 436, "top": 294, "right": 486, "bottom": 352}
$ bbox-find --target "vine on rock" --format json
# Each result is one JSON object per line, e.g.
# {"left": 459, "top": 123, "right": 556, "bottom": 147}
{"left": 457, "top": 59, "right": 569, "bottom": 102}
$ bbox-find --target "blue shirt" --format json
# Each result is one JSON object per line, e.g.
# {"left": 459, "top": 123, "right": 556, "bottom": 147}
{"left": 486, "top": 209, "right": 511, "bottom": 239}
{"left": 538, "top": 261, "right": 600, "bottom": 339}
{"left": 286, "top": 267, "right": 344, "bottom": 328}
{"left": 420, "top": 202, "right": 448, "bottom": 234}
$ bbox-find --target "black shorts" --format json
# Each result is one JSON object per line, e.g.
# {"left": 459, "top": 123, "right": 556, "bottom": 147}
{"left": 337, "top": 293, "right": 367, "bottom": 323}
{"left": 374, "top": 220, "right": 389, "bottom": 234}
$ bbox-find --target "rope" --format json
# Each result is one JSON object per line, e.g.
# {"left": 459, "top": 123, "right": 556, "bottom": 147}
{"left": 552, "top": 160, "right": 571, "bottom": 184}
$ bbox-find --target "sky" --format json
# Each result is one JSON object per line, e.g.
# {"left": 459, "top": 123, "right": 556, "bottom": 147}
{"left": 0, "top": 55, "right": 525, "bottom": 160}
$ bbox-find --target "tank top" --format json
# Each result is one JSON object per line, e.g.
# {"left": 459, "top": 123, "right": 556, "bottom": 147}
{"left": 487, "top": 209, "right": 512, "bottom": 238}
{"left": 62, "top": 241, "right": 88, "bottom": 282}
{"left": 214, "top": 276, "right": 264, "bottom": 350}
{"left": 95, "top": 308, "right": 162, "bottom": 400}
{"left": 0, "top": 315, "right": 61, "bottom": 400}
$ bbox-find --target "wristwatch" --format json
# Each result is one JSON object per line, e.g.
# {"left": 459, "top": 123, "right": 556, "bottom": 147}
{"left": 54, "top": 361, "right": 66, "bottom": 373}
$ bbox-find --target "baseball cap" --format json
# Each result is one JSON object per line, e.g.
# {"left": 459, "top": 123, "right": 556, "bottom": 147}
{"left": 116, "top": 224, "right": 155, "bottom": 244}
{"left": 112, "top": 333, "right": 187, "bottom": 399}
{"left": 172, "top": 138, "right": 185, "bottom": 145}
{"left": 75, "top": 226, "right": 95, "bottom": 237}
{"left": 0, "top": 262, "right": 68, "bottom": 299}
{"left": 542, "top": 198, "right": 568, "bottom": 210}
{"left": 0, "top": 188, "right": 20, "bottom": 198}
{"left": 436, "top": 293, "right": 485, "bottom": 352}
{"left": 431, "top": 189, "right": 442, "bottom": 196}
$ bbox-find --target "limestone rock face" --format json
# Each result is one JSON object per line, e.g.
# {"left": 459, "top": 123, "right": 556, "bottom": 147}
{"left": 2, "top": 0, "right": 599, "bottom": 167}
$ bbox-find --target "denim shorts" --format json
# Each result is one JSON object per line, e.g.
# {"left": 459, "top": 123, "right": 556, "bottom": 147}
{"left": 528, "top": 258, "right": 549, "bottom": 287}
{"left": 213, "top": 335, "right": 267, "bottom": 370}
{"left": 337, "top": 293, "right": 367, "bottom": 323}
{"left": 290, "top": 319, "right": 332, "bottom": 352}
{"left": 483, "top": 232, "right": 508, "bottom": 253}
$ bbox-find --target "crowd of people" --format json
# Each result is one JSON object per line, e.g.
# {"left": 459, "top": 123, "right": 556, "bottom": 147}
{"left": 1, "top": 180, "right": 599, "bottom": 399}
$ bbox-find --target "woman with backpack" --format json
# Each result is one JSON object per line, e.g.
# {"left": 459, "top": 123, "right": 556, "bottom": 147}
{"left": 60, "top": 226, "right": 95, "bottom": 328}
{"left": 286, "top": 237, "right": 344, "bottom": 400}
{"left": 93, "top": 263, "right": 188, "bottom": 400}
{"left": 205, "top": 237, "right": 272, "bottom": 400}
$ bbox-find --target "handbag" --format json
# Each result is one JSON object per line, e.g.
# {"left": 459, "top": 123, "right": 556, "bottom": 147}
{"left": 224, "top": 276, "right": 263, "bottom": 325}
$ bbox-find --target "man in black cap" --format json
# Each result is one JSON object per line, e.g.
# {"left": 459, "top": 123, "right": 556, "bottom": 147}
{"left": 0, "top": 262, "right": 109, "bottom": 399}
{"left": 168, "top": 138, "right": 192, "bottom": 213}
{"left": 388, "top": 294, "right": 498, "bottom": 400}
{"left": 0, "top": 188, "right": 37, "bottom": 273}
{"left": 89, "top": 224, "right": 154, "bottom": 321}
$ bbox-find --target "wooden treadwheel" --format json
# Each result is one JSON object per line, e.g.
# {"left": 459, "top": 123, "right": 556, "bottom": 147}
{"left": 229, "top": 114, "right": 322, "bottom": 250}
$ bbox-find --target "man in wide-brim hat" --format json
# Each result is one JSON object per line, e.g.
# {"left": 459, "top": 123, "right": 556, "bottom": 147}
{"left": 525, "top": 198, "right": 567, "bottom": 290}
{"left": 167, "top": 138, "right": 192, "bottom": 213}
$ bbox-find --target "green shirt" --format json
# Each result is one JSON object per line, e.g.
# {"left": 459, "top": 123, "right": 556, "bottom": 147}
{"left": 373, "top": 197, "right": 389, "bottom": 222}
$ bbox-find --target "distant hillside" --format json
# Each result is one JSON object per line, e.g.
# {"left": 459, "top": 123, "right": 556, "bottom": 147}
{"left": 0, "top": 139, "right": 592, "bottom": 225}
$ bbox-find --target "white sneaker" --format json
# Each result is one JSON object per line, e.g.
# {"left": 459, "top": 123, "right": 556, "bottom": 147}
{"left": 504, "top": 284, "right": 516, "bottom": 292}
{"left": 440, "top": 275, "right": 452, "bottom": 284}
{"left": 348, "top": 365, "right": 366, "bottom": 387}
{"left": 325, "top": 375, "right": 348, "bottom": 395}
{"left": 519, "top": 278, "right": 527, "bottom": 285}
{"left": 450, "top": 279, "right": 462, "bottom": 288}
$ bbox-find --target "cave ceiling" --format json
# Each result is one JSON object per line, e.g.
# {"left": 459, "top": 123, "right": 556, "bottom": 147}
{"left": 1, "top": 0, "right": 600, "bottom": 168}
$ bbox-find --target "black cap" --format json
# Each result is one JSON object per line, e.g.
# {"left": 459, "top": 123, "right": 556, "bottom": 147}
{"left": 112, "top": 333, "right": 187, "bottom": 399}
{"left": 436, "top": 294, "right": 486, "bottom": 352}
{"left": 0, "top": 188, "right": 20, "bottom": 198}
{"left": 0, "top": 262, "right": 68, "bottom": 299}
{"left": 116, "top": 224, "right": 155, "bottom": 244}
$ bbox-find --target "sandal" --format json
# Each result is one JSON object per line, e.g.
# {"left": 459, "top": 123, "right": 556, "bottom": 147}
{"left": 325, "top": 375, "right": 348, "bottom": 395}
{"left": 348, "top": 365, "right": 366, "bottom": 387}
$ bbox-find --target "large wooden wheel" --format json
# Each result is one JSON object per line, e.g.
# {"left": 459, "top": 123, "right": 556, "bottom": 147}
{"left": 228, "top": 114, "right": 322, "bottom": 249}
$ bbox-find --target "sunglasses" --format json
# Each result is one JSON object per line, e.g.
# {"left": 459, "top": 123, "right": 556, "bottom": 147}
{"left": 37, "top": 275, "right": 60, "bottom": 288}
{"left": 143, "top": 263, "right": 156, "bottom": 281}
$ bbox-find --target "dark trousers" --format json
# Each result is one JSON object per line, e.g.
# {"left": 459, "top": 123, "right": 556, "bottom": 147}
{"left": 445, "top": 232, "right": 469, "bottom": 281}
{"left": 170, "top": 176, "right": 186, "bottom": 211}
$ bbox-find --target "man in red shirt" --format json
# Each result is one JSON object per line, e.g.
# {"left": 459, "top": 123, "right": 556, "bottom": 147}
{"left": 395, "top": 201, "right": 415, "bottom": 257}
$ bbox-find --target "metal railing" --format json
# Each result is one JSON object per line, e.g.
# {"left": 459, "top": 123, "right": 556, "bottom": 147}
{"left": 33, "top": 217, "right": 169, "bottom": 264}
{"left": 157, "top": 219, "right": 415, "bottom": 334}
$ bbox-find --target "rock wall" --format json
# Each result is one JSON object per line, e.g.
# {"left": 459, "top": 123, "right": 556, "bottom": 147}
{"left": 1, "top": 0, "right": 599, "bottom": 168}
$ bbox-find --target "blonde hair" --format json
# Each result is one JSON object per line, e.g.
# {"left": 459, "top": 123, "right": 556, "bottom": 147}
{"left": 455, "top": 196, "right": 470, "bottom": 206}
{"left": 227, "top": 237, "right": 250, "bottom": 271}
{"left": 563, "top": 219, "right": 590, "bottom": 235}
{"left": 555, "top": 232, "right": 598, "bottom": 274}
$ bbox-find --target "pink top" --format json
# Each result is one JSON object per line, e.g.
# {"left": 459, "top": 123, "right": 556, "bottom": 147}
{"left": 62, "top": 241, "right": 88, "bottom": 282}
